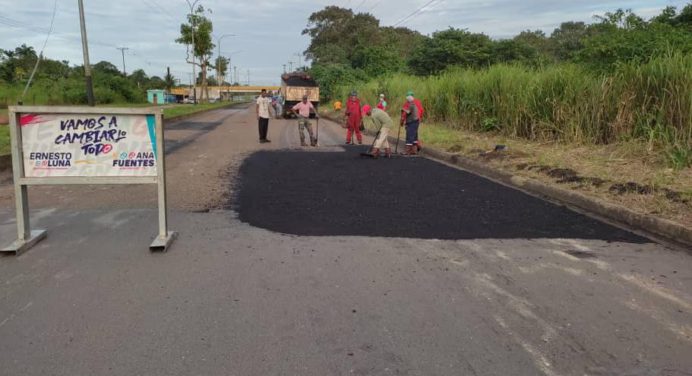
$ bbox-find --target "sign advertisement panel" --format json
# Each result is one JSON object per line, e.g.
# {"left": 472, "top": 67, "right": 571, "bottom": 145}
{"left": 19, "top": 113, "right": 158, "bottom": 177}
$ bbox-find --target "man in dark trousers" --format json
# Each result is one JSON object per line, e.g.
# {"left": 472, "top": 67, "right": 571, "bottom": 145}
{"left": 401, "top": 94, "right": 420, "bottom": 155}
{"left": 344, "top": 91, "right": 363, "bottom": 144}
{"left": 256, "top": 89, "right": 272, "bottom": 143}
{"left": 400, "top": 90, "right": 424, "bottom": 151}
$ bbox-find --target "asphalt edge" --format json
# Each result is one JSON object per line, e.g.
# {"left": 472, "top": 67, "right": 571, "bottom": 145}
{"left": 320, "top": 111, "right": 692, "bottom": 248}
{"left": 421, "top": 146, "right": 692, "bottom": 248}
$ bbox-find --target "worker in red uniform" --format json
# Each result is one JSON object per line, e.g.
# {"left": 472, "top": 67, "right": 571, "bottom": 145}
{"left": 344, "top": 91, "right": 363, "bottom": 144}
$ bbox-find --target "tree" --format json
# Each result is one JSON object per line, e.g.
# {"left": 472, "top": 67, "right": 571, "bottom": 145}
{"left": 303, "top": 6, "right": 381, "bottom": 65}
{"left": 0, "top": 44, "right": 38, "bottom": 83}
{"left": 164, "top": 70, "right": 176, "bottom": 91}
{"left": 408, "top": 28, "right": 494, "bottom": 75}
{"left": 129, "top": 69, "right": 148, "bottom": 88}
{"left": 93, "top": 61, "right": 121, "bottom": 76}
{"left": 148, "top": 76, "right": 166, "bottom": 89}
{"left": 176, "top": 5, "right": 214, "bottom": 102}
{"left": 577, "top": 8, "right": 692, "bottom": 72}
{"left": 214, "top": 56, "right": 229, "bottom": 83}
{"left": 549, "top": 22, "right": 588, "bottom": 61}
{"left": 492, "top": 39, "right": 540, "bottom": 65}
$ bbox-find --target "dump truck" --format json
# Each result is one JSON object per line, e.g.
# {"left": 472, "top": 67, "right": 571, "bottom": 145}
{"left": 280, "top": 72, "right": 319, "bottom": 118}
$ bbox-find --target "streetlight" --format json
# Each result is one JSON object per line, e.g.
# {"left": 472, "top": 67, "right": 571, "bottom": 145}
{"left": 216, "top": 34, "right": 236, "bottom": 86}
{"left": 186, "top": 0, "right": 201, "bottom": 104}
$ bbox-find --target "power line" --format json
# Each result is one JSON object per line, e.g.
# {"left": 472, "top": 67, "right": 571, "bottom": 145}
{"left": 368, "top": 0, "right": 384, "bottom": 12}
{"left": 0, "top": 15, "right": 51, "bottom": 33}
{"left": 142, "top": 0, "right": 179, "bottom": 24}
{"left": 21, "top": 0, "right": 58, "bottom": 102}
{"left": 392, "top": 0, "right": 440, "bottom": 27}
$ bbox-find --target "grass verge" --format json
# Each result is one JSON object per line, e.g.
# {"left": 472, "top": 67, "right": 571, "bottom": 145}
{"left": 163, "top": 102, "right": 240, "bottom": 120}
{"left": 0, "top": 125, "right": 9, "bottom": 156}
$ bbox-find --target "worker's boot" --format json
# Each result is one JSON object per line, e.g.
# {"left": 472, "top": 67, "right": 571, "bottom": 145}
{"left": 409, "top": 144, "right": 418, "bottom": 155}
{"left": 300, "top": 136, "right": 308, "bottom": 146}
{"left": 384, "top": 148, "right": 392, "bottom": 158}
{"left": 310, "top": 137, "right": 317, "bottom": 147}
{"left": 401, "top": 145, "right": 413, "bottom": 155}
{"left": 370, "top": 148, "right": 380, "bottom": 159}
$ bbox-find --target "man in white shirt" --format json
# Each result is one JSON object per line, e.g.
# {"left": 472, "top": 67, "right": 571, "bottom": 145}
{"left": 256, "top": 89, "right": 273, "bottom": 143}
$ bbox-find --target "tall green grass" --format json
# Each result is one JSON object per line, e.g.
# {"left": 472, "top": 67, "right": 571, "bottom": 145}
{"left": 336, "top": 53, "right": 692, "bottom": 167}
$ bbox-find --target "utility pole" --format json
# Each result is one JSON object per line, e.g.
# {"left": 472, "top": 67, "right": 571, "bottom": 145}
{"left": 288, "top": 61, "right": 293, "bottom": 72}
{"left": 247, "top": 69, "right": 250, "bottom": 86}
{"left": 233, "top": 66, "right": 237, "bottom": 85}
{"left": 186, "top": 0, "right": 201, "bottom": 104}
{"left": 78, "top": 0, "right": 95, "bottom": 106}
{"left": 282, "top": 64, "right": 286, "bottom": 74}
{"left": 117, "top": 47, "right": 129, "bottom": 76}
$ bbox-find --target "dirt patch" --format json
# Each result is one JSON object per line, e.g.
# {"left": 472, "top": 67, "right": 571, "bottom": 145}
{"left": 609, "top": 182, "right": 654, "bottom": 195}
{"left": 447, "top": 144, "right": 464, "bottom": 153}
{"left": 662, "top": 188, "right": 689, "bottom": 204}
{"left": 564, "top": 249, "right": 597, "bottom": 259}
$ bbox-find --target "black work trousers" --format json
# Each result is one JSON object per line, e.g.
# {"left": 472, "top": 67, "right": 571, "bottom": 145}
{"left": 258, "top": 117, "right": 269, "bottom": 140}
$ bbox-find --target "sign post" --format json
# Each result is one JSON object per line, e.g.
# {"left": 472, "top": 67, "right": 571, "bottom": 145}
{"left": 1, "top": 106, "right": 176, "bottom": 255}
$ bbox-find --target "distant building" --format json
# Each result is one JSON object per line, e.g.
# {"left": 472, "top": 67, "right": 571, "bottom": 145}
{"left": 146, "top": 89, "right": 173, "bottom": 105}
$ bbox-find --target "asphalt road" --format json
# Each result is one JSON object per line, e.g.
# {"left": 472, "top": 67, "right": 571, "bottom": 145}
{"left": 1, "top": 106, "right": 691, "bottom": 376}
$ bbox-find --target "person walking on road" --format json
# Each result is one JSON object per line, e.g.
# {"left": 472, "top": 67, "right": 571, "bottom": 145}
{"left": 344, "top": 91, "right": 363, "bottom": 145}
{"left": 256, "top": 89, "right": 273, "bottom": 143}
{"left": 377, "top": 93, "right": 388, "bottom": 111}
{"left": 292, "top": 95, "right": 318, "bottom": 147}
{"left": 273, "top": 91, "right": 284, "bottom": 119}
{"left": 363, "top": 105, "right": 394, "bottom": 158}
{"left": 401, "top": 94, "right": 420, "bottom": 155}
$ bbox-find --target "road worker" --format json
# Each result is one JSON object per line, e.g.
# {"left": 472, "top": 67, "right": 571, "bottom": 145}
{"left": 292, "top": 95, "right": 317, "bottom": 147}
{"left": 344, "top": 91, "right": 363, "bottom": 145}
{"left": 362, "top": 104, "right": 394, "bottom": 158}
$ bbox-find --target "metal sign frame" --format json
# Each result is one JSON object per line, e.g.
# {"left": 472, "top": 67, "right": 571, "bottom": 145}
{"left": 1, "top": 106, "right": 176, "bottom": 255}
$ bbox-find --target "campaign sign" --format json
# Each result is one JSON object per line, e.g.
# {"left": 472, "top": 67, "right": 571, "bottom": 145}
{"left": 20, "top": 113, "right": 158, "bottom": 177}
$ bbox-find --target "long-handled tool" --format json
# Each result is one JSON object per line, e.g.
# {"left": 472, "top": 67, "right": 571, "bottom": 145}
{"left": 315, "top": 116, "right": 319, "bottom": 147}
{"left": 360, "top": 123, "right": 384, "bottom": 158}
{"left": 394, "top": 123, "right": 402, "bottom": 154}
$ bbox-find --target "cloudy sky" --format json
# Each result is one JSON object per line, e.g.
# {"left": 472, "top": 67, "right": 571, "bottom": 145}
{"left": 0, "top": 0, "right": 687, "bottom": 85}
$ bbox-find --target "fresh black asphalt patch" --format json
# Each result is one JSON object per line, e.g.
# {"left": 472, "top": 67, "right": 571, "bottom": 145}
{"left": 234, "top": 147, "right": 649, "bottom": 243}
